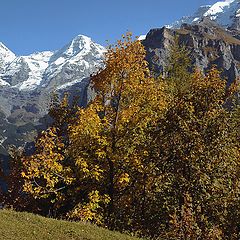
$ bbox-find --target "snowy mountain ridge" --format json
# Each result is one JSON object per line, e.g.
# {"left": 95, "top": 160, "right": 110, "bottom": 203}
{"left": 0, "top": 35, "right": 105, "bottom": 91}
{"left": 167, "top": 0, "right": 240, "bottom": 29}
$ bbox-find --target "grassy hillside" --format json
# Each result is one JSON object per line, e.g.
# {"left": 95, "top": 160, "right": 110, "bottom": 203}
{"left": 0, "top": 210, "right": 140, "bottom": 240}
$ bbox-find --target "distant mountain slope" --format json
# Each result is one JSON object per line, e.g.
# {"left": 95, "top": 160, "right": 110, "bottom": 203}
{"left": 0, "top": 36, "right": 105, "bottom": 190}
{"left": 0, "top": 35, "right": 105, "bottom": 157}
{"left": 0, "top": 43, "right": 16, "bottom": 67}
{"left": 3, "top": 51, "right": 54, "bottom": 90}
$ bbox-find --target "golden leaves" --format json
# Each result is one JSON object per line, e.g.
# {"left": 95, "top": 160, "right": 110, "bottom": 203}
{"left": 21, "top": 127, "right": 73, "bottom": 198}
{"left": 67, "top": 190, "right": 110, "bottom": 224}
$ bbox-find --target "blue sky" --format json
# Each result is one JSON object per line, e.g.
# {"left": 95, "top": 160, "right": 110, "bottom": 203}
{"left": 1, "top": 0, "right": 217, "bottom": 55}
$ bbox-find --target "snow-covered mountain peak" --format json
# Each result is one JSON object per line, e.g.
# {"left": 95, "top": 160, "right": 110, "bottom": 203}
{"left": 63, "top": 35, "right": 91, "bottom": 57}
{"left": 71, "top": 34, "right": 91, "bottom": 47}
{"left": 13, "top": 51, "right": 55, "bottom": 91}
{"left": 0, "top": 34, "right": 105, "bottom": 92}
{"left": 42, "top": 34, "right": 105, "bottom": 90}
{"left": 54, "top": 34, "right": 105, "bottom": 61}
{"left": 204, "top": 0, "right": 234, "bottom": 17}
{"left": 0, "top": 42, "right": 16, "bottom": 65}
{"left": 168, "top": 0, "right": 240, "bottom": 29}
{"left": 46, "top": 34, "right": 105, "bottom": 71}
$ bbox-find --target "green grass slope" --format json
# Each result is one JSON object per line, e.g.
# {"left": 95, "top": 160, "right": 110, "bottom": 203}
{"left": 0, "top": 210, "right": 140, "bottom": 240}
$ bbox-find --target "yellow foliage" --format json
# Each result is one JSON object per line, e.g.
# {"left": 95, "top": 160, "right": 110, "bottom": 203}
{"left": 21, "top": 127, "right": 73, "bottom": 199}
{"left": 67, "top": 190, "right": 110, "bottom": 225}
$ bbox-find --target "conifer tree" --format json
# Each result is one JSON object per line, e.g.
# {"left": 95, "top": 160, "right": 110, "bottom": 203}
{"left": 165, "top": 37, "right": 192, "bottom": 96}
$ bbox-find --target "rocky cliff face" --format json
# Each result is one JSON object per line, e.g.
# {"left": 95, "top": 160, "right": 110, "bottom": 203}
{"left": 150, "top": 0, "right": 240, "bottom": 82}
{"left": 143, "top": 18, "right": 240, "bottom": 85}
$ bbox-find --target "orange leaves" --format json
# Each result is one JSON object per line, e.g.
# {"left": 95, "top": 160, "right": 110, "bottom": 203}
{"left": 117, "top": 173, "right": 130, "bottom": 188}
{"left": 64, "top": 33, "right": 169, "bottom": 227}
{"left": 91, "top": 33, "right": 150, "bottom": 101}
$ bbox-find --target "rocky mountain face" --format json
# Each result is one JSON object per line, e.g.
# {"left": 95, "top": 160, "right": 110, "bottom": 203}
{"left": 138, "top": 1, "right": 240, "bottom": 85}
{"left": 142, "top": 18, "right": 240, "bottom": 85}
{"left": 0, "top": 35, "right": 105, "bottom": 157}
{"left": 140, "top": 0, "right": 240, "bottom": 84}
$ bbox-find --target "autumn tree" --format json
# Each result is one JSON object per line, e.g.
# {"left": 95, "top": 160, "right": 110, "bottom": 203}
{"left": 20, "top": 33, "right": 168, "bottom": 230}
{"left": 67, "top": 33, "right": 168, "bottom": 230}
{"left": 0, "top": 147, "right": 40, "bottom": 213}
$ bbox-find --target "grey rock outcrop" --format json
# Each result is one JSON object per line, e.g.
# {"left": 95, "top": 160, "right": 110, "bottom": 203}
{"left": 142, "top": 19, "right": 240, "bottom": 85}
